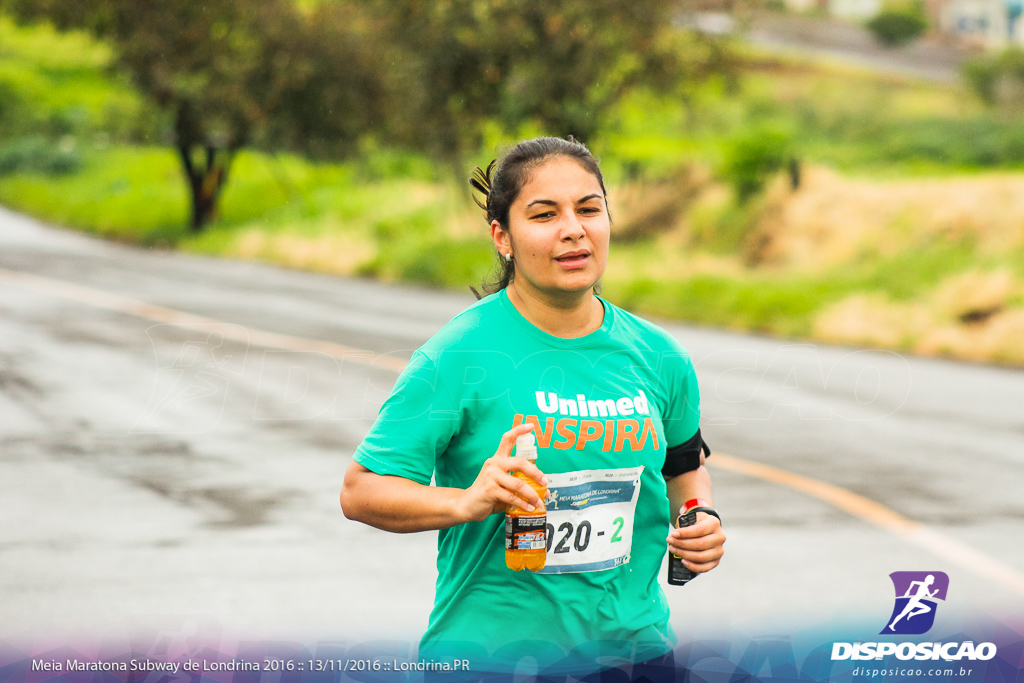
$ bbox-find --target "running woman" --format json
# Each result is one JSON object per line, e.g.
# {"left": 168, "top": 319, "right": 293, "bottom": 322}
{"left": 340, "top": 137, "right": 725, "bottom": 677}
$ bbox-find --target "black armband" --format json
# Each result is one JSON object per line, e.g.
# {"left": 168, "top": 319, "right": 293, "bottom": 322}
{"left": 661, "top": 428, "right": 711, "bottom": 478}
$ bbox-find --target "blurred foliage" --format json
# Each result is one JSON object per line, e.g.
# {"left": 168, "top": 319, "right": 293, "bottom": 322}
{"left": 0, "top": 16, "right": 153, "bottom": 143}
{"left": 3, "top": 0, "right": 385, "bottom": 230}
{"left": 0, "top": 135, "right": 81, "bottom": 175}
{"left": 963, "top": 48, "right": 1024, "bottom": 111}
{"left": 2, "top": 0, "right": 733, "bottom": 228}
{"left": 6, "top": 15, "right": 1024, "bottom": 363}
{"left": 0, "top": 143, "right": 446, "bottom": 246}
{"left": 0, "top": 145, "right": 188, "bottom": 242}
{"left": 720, "top": 125, "right": 792, "bottom": 201}
{"left": 865, "top": 8, "right": 928, "bottom": 47}
{"left": 372, "top": 0, "right": 735, "bottom": 164}
{"left": 602, "top": 239, "right": 1000, "bottom": 338}
{"left": 687, "top": 54, "right": 1024, "bottom": 172}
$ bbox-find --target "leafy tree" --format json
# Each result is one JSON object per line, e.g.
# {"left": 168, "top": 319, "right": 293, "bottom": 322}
{"left": 866, "top": 8, "right": 927, "bottom": 47}
{"left": 375, "top": 0, "right": 729, "bottom": 164}
{"left": 4, "top": 0, "right": 384, "bottom": 231}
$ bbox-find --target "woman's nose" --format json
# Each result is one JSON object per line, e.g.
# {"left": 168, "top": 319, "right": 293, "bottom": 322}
{"left": 559, "top": 213, "right": 585, "bottom": 241}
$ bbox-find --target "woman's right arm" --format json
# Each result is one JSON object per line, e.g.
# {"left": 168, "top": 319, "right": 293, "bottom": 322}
{"left": 340, "top": 422, "right": 547, "bottom": 534}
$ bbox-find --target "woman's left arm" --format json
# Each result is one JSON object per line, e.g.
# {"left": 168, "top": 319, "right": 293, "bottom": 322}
{"left": 665, "top": 458, "right": 726, "bottom": 573}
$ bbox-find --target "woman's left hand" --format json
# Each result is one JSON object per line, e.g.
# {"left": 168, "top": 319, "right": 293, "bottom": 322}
{"left": 666, "top": 513, "right": 725, "bottom": 573}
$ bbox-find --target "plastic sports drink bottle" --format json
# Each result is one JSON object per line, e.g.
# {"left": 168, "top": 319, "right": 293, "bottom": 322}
{"left": 505, "top": 432, "right": 547, "bottom": 572}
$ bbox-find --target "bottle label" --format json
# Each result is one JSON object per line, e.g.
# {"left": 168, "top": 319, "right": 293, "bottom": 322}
{"left": 505, "top": 515, "right": 547, "bottom": 551}
{"left": 536, "top": 466, "right": 644, "bottom": 574}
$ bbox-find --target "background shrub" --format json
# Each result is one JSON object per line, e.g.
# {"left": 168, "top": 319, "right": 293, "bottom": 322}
{"left": 0, "top": 136, "right": 81, "bottom": 176}
{"left": 720, "top": 126, "right": 792, "bottom": 202}
{"left": 866, "top": 9, "right": 928, "bottom": 47}
{"left": 963, "top": 48, "right": 1024, "bottom": 109}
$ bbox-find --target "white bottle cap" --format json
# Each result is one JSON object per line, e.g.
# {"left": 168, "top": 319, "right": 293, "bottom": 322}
{"left": 515, "top": 432, "right": 538, "bottom": 460}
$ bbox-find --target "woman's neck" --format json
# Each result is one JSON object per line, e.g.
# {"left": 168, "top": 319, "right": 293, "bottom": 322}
{"left": 506, "top": 280, "right": 604, "bottom": 338}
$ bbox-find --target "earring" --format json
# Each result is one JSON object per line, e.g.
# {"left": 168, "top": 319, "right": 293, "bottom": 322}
{"left": 505, "top": 253, "right": 512, "bottom": 262}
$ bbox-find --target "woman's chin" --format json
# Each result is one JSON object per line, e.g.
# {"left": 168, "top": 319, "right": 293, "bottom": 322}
{"left": 539, "top": 273, "right": 603, "bottom": 296}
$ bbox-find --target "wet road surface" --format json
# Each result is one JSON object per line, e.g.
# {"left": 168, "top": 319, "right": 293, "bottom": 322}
{"left": 1, "top": 206, "right": 1022, "bottom": 649}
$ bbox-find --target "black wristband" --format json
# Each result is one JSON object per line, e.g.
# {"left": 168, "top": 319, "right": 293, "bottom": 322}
{"left": 678, "top": 506, "right": 722, "bottom": 527}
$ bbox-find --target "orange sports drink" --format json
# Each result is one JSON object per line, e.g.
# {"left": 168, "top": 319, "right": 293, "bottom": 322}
{"left": 504, "top": 432, "right": 547, "bottom": 571}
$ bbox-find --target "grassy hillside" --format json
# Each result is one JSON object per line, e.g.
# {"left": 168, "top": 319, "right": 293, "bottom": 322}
{"left": 2, "top": 15, "right": 1023, "bottom": 365}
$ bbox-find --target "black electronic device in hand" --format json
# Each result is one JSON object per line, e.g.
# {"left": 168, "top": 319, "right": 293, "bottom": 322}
{"left": 667, "top": 509, "right": 699, "bottom": 586}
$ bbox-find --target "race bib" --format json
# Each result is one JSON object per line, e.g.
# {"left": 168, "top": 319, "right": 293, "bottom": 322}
{"left": 538, "top": 466, "right": 643, "bottom": 574}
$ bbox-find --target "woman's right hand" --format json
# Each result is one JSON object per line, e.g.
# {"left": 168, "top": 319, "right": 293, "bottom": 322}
{"left": 456, "top": 422, "right": 549, "bottom": 523}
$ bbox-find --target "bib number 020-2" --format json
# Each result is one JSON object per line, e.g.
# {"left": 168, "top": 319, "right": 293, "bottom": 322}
{"left": 537, "top": 466, "right": 643, "bottom": 574}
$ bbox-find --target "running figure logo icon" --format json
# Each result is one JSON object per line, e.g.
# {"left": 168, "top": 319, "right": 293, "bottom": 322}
{"left": 881, "top": 571, "right": 950, "bottom": 635}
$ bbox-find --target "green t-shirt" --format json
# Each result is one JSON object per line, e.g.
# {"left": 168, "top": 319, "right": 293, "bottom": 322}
{"left": 353, "top": 288, "right": 701, "bottom": 674}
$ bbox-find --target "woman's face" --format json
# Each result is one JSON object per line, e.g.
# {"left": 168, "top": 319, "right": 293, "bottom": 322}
{"left": 492, "top": 156, "right": 610, "bottom": 299}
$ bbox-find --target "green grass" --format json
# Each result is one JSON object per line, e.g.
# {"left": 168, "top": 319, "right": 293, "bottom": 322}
{"left": 602, "top": 240, "right": 989, "bottom": 339}
{"left": 0, "top": 145, "right": 420, "bottom": 245}
{"left": 0, "top": 139, "right": 1015, "bottom": 351}
{"left": 606, "top": 275, "right": 828, "bottom": 336}
{"left": 0, "top": 146, "right": 187, "bottom": 242}
{"left": 594, "top": 50, "right": 1024, "bottom": 178}
{"left": 3, "top": 17, "right": 1024, "bottom": 363}
{"left": 362, "top": 236, "right": 497, "bottom": 290}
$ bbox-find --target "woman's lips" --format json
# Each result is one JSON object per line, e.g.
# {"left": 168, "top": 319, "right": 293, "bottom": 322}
{"left": 554, "top": 251, "right": 590, "bottom": 269}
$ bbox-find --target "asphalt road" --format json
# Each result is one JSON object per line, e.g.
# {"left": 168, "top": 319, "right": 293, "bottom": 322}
{"left": 744, "top": 14, "right": 967, "bottom": 83}
{"left": 2, "top": 206, "right": 1023, "bottom": 654}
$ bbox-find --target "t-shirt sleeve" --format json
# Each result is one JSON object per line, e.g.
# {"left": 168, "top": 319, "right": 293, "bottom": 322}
{"left": 352, "top": 349, "right": 460, "bottom": 486}
{"left": 659, "top": 338, "right": 705, "bottom": 477}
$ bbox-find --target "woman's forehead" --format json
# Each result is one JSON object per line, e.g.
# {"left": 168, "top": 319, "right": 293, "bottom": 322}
{"left": 517, "top": 156, "right": 604, "bottom": 204}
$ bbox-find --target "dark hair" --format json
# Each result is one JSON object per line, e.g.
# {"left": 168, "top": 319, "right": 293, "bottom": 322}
{"left": 469, "top": 136, "right": 608, "bottom": 298}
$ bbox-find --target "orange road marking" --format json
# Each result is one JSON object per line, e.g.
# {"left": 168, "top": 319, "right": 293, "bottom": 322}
{"left": 0, "top": 267, "right": 407, "bottom": 373}
{"left": 5, "top": 266, "right": 1024, "bottom": 597}
{"left": 710, "top": 453, "right": 1024, "bottom": 598}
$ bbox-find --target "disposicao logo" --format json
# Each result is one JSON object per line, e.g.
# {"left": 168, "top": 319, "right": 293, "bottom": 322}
{"left": 830, "top": 571, "right": 998, "bottom": 663}
{"left": 881, "top": 571, "right": 949, "bottom": 635}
